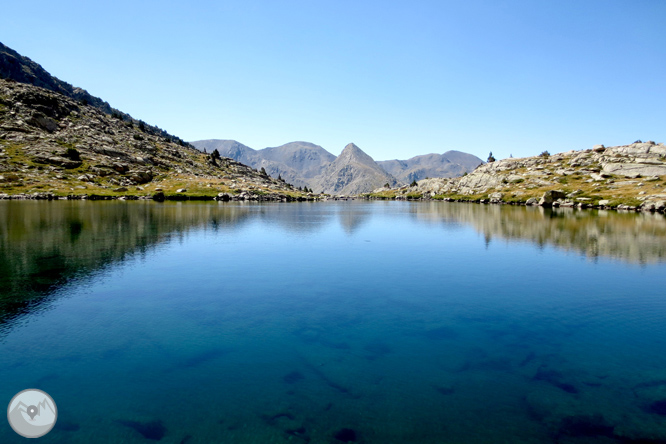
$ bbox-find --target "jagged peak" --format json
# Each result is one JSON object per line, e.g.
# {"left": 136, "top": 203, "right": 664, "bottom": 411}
{"left": 337, "top": 143, "right": 376, "bottom": 165}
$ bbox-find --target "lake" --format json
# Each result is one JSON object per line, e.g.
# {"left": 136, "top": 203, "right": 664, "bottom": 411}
{"left": 1, "top": 200, "right": 666, "bottom": 443}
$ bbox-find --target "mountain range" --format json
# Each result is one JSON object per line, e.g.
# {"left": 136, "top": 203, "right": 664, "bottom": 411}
{"left": 1, "top": 40, "right": 483, "bottom": 197}
{"left": 191, "top": 139, "right": 483, "bottom": 194}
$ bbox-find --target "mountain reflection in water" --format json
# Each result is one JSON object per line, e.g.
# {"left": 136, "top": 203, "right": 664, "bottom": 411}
{"left": 1, "top": 200, "right": 664, "bottom": 331}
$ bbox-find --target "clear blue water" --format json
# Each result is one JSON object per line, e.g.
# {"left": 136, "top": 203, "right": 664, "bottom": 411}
{"left": 1, "top": 201, "right": 666, "bottom": 443}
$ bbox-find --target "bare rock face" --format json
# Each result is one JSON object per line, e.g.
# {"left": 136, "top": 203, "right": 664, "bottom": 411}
{"left": 599, "top": 142, "right": 666, "bottom": 178}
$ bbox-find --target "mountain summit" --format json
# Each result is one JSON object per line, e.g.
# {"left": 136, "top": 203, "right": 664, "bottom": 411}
{"left": 312, "top": 143, "right": 400, "bottom": 195}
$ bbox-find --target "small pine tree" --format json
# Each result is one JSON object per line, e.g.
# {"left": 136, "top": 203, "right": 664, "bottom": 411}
{"left": 487, "top": 152, "right": 496, "bottom": 163}
{"left": 278, "top": 174, "right": 282, "bottom": 181}
{"left": 539, "top": 150, "right": 550, "bottom": 158}
{"left": 212, "top": 149, "right": 221, "bottom": 159}
{"left": 384, "top": 182, "right": 390, "bottom": 188}
{"left": 410, "top": 180, "right": 418, "bottom": 187}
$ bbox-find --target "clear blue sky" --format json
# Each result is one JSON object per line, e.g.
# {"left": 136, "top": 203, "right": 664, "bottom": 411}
{"left": 2, "top": 0, "right": 665, "bottom": 161}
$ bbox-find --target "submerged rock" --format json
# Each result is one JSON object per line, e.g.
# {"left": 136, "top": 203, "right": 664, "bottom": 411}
{"left": 334, "top": 427, "right": 357, "bottom": 442}
{"left": 117, "top": 419, "right": 166, "bottom": 441}
{"left": 283, "top": 371, "right": 305, "bottom": 384}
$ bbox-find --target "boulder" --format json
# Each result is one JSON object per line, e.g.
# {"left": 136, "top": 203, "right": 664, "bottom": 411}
{"left": 33, "top": 155, "right": 81, "bottom": 169}
{"left": 152, "top": 191, "right": 165, "bottom": 202}
{"left": 77, "top": 174, "right": 95, "bottom": 182}
{"left": 640, "top": 201, "right": 665, "bottom": 212}
{"left": 489, "top": 192, "right": 503, "bottom": 203}
{"left": 130, "top": 171, "right": 153, "bottom": 184}
{"left": 598, "top": 200, "right": 610, "bottom": 206}
{"left": 27, "top": 112, "right": 59, "bottom": 132}
{"left": 525, "top": 197, "right": 538, "bottom": 205}
{"left": 176, "top": 188, "right": 187, "bottom": 193}
{"left": 539, "top": 190, "right": 567, "bottom": 207}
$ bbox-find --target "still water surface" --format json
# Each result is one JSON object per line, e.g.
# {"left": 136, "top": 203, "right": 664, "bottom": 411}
{"left": 1, "top": 201, "right": 666, "bottom": 443}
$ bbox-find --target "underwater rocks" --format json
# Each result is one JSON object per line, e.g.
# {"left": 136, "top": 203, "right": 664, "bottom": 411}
{"left": 534, "top": 365, "right": 579, "bottom": 394}
{"left": 333, "top": 427, "right": 358, "bottom": 442}
{"left": 283, "top": 371, "right": 305, "bottom": 384}
{"left": 117, "top": 419, "right": 166, "bottom": 441}
{"left": 646, "top": 400, "right": 666, "bottom": 416}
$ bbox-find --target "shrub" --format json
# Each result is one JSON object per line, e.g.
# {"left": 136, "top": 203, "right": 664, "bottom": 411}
{"left": 539, "top": 151, "right": 550, "bottom": 157}
{"left": 64, "top": 147, "right": 81, "bottom": 161}
{"left": 487, "top": 152, "right": 496, "bottom": 163}
{"left": 133, "top": 134, "right": 144, "bottom": 141}
{"left": 410, "top": 180, "right": 418, "bottom": 187}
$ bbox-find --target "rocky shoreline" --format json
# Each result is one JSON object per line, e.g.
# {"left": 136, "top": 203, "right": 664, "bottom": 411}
{"left": 0, "top": 190, "right": 318, "bottom": 202}
{"left": 2, "top": 188, "right": 664, "bottom": 214}
{"left": 364, "top": 189, "right": 666, "bottom": 213}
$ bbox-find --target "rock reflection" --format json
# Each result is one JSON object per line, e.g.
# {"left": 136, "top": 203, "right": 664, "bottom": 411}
{"left": 412, "top": 202, "right": 666, "bottom": 264}
{"left": 0, "top": 201, "right": 255, "bottom": 329}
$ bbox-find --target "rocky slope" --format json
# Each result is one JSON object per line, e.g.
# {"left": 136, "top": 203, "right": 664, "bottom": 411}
{"left": 0, "top": 79, "right": 304, "bottom": 200}
{"left": 0, "top": 41, "right": 189, "bottom": 147}
{"left": 377, "top": 150, "right": 483, "bottom": 183}
{"left": 312, "top": 143, "right": 400, "bottom": 195}
{"left": 373, "top": 142, "right": 666, "bottom": 212}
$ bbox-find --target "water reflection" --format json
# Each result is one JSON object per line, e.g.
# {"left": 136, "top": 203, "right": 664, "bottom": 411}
{"left": 0, "top": 201, "right": 256, "bottom": 329}
{"left": 2, "top": 201, "right": 665, "bottom": 331}
{"left": 410, "top": 202, "right": 666, "bottom": 264}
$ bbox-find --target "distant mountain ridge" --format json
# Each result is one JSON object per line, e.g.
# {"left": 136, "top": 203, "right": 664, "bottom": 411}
{"left": 192, "top": 139, "right": 483, "bottom": 194}
{"left": 191, "top": 140, "right": 335, "bottom": 189}
{"left": 378, "top": 151, "right": 483, "bottom": 184}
